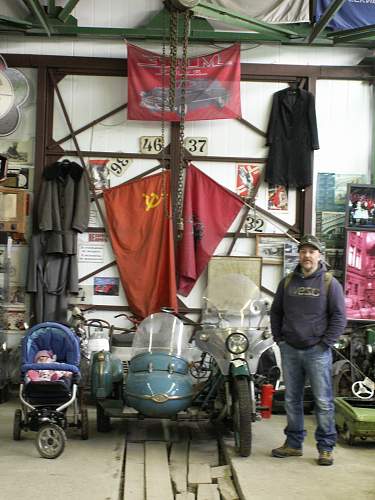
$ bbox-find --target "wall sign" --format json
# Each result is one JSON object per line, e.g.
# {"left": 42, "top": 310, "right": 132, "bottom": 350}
{"left": 78, "top": 244, "right": 104, "bottom": 263}
{"left": 108, "top": 158, "right": 132, "bottom": 177}
{"left": 183, "top": 137, "right": 208, "bottom": 156}
{"left": 140, "top": 136, "right": 208, "bottom": 155}
{"left": 139, "top": 136, "right": 163, "bottom": 154}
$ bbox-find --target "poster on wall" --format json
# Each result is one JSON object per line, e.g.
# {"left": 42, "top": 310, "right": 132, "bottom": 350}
{"left": 316, "top": 173, "right": 366, "bottom": 212}
{"left": 344, "top": 230, "right": 375, "bottom": 321}
{"left": 88, "top": 159, "right": 110, "bottom": 191}
{"left": 316, "top": 211, "right": 345, "bottom": 249}
{"left": 236, "top": 164, "right": 263, "bottom": 200}
{"left": 346, "top": 184, "right": 375, "bottom": 231}
{"left": 267, "top": 185, "right": 288, "bottom": 211}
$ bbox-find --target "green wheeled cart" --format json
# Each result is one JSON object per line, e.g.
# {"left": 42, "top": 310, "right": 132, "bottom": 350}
{"left": 335, "top": 397, "right": 375, "bottom": 445}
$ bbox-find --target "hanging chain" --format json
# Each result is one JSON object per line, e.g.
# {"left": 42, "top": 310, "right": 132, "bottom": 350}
{"left": 175, "top": 9, "right": 191, "bottom": 237}
{"left": 160, "top": 9, "right": 170, "bottom": 218}
{"left": 168, "top": 8, "right": 179, "bottom": 113}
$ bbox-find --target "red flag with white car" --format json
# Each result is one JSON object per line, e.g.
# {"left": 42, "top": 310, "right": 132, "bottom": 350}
{"left": 127, "top": 43, "right": 241, "bottom": 121}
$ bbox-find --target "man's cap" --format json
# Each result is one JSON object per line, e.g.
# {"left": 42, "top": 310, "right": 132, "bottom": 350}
{"left": 298, "top": 234, "right": 323, "bottom": 253}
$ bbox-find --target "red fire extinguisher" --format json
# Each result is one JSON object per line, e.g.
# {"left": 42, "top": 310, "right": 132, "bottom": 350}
{"left": 260, "top": 384, "right": 275, "bottom": 419}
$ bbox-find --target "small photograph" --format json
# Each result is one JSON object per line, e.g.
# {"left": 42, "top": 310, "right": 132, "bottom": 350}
{"left": 236, "top": 164, "right": 263, "bottom": 200}
{"left": 344, "top": 230, "right": 375, "bottom": 320}
{"left": 3, "top": 309, "right": 26, "bottom": 330}
{"left": 316, "top": 173, "right": 366, "bottom": 212}
{"left": 89, "top": 159, "right": 110, "bottom": 191}
{"left": 94, "top": 277, "right": 120, "bottom": 296}
{"left": 346, "top": 184, "right": 375, "bottom": 230}
{"left": 267, "top": 185, "right": 288, "bottom": 211}
{"left": 256, "top": 235, "right": 291, "bottom": 265}
{"left": 0, "top": 139, "right": 33, "bottom": 164}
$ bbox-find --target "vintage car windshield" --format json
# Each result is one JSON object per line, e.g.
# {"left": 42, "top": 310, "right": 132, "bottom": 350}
{"left": 202, "top": 273, "right": 263, "bottom": 328}
{"left": 131, "top": 312, "right": 187, "bottom": 357}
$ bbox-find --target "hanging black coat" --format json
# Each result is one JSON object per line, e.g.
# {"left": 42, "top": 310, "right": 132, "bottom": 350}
{"left": 265, "top": 88, "right": 319, "bottom": 189}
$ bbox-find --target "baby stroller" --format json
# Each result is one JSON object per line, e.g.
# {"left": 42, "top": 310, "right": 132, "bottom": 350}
{"left": 13, "top": 322, "right": 89, "bottom": 458}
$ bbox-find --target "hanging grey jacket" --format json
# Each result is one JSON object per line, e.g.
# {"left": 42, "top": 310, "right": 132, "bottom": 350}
{"left": 270, "top": 263, "right": 346, "bottom": 348}
{"left": 38, "top": 160, "right": 90, "bottom": 255}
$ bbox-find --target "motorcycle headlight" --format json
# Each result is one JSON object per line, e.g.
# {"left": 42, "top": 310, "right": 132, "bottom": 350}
{"left": 226, "top": 333, "right": 249, "bottom": 355}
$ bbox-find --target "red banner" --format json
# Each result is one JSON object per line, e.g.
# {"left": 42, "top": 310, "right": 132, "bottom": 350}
{"left": 127, "top": 43, "right": 241, "bottom": 122}
{"left": 103, "top": 171, "right": 177, "bottom": 318}
{"left": 177, "top": 165, "right": 244, "bottom": 296}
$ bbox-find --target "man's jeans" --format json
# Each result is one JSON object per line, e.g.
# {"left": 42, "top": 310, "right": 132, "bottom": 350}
{"left": 279, "top": 341, "right": 336, "bottom": 452}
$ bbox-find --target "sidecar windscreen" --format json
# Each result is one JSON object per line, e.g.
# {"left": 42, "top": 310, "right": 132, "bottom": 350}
{"left": 202, "top": 273, "right": 262, "bottom": 327}
{"left": 131, "top": 312, "right": 187, "bottom": 357}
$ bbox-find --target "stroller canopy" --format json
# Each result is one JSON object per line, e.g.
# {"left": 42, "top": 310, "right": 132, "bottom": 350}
{"left": 21, "top": 322, "right": 80, "bottom": 373}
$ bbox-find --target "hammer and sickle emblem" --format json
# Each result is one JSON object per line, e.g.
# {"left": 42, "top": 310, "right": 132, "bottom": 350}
{"left": 143, "top": 192, "right": 163, "bottom": 211}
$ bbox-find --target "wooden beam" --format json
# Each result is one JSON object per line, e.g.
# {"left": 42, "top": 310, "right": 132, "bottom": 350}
{"left": 3, "top": 54, "right": 373, "bottom": 81}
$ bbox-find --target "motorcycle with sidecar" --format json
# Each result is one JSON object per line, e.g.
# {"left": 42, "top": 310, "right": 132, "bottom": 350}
{"left": 90, "top": 273, "right": 277, "bottom": 456}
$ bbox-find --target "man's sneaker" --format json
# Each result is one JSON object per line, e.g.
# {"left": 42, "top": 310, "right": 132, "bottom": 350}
{"left": 318, "top": 450, "right": 333, "bottom": 466}
{"left": 271, "top": 442, "right": 303, "bottom": 458}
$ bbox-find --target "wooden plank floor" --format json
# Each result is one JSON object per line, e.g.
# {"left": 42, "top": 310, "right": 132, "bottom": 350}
{"left": 122, "top": 419, "right": 241, "bottom": 500}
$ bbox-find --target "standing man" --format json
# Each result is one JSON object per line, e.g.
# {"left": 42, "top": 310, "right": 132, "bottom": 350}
{"left": 270, "top": 234, "right": 346, "bottom": 466}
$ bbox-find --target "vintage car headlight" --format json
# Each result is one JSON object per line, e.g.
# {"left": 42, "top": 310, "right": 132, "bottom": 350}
{"left": 226, "top": 333, "right": 249, "bottom": 354}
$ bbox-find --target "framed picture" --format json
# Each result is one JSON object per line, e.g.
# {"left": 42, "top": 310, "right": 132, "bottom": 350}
{"left": 94, "top": 277, "right": 120, "bottom": 296}
{"left": 344, "top": 230, "right": 375, "bottom": 321}
{"left": 208, "top": 256, "right": 262, "bottom": 287}
{"left": 345, "top": 184, "right": 375, "bottom": 231}
{"left": 256, "top": 234, "right": 291, "bottom": 265}
{"left": 207, "top": 256, "right": 262, "bottom": 313}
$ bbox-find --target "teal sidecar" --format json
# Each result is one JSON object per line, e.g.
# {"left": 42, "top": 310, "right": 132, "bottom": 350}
{"left": 126, "top": 352, "right": 193, "bottom": 417}
{"left": 91, "top": 313, "right": 193, "bottom": 429}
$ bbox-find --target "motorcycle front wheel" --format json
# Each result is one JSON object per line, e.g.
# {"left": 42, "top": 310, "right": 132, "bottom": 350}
{"left": 232, "top": 377, "right": 252, "bottom": 457}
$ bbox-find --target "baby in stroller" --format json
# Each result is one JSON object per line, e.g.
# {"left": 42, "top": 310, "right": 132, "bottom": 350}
{"left": 13, "top": 322, "right": 89, "bottom": 458}
{"left": 26, "top": 350, "right": 73, "bottom": 383}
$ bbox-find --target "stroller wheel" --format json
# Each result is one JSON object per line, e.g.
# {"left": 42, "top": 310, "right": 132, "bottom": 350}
{"left": 36, "top": 424, "right": 66, "bottom": 459}
{"left": 13, "top": 409, "right": 22, "bottom": 441}
{"left": 80, "top": 408, "right": 89, "bottom": 440}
